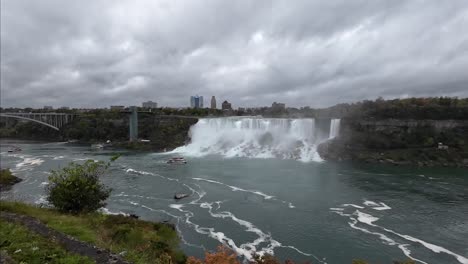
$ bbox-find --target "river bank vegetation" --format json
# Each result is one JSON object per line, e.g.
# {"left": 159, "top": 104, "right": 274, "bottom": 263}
{"left": 0, "top": 168, "right": 22, "bottom": 190}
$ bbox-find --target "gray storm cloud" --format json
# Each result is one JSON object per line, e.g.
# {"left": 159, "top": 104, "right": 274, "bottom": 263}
{"left": 1, "top": 0, "right": 467, "bottom": 108}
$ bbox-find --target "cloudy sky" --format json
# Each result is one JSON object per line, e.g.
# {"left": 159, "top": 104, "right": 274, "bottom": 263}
{"left": 1, "top": 0, "right": 467, "bottom": 108}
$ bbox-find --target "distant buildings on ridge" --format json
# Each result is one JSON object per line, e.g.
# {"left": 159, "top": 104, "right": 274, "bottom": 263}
{"left": 191, "top": 95, "right": 233, "bottom": 111}
{"left": 271, "top": 102, "right": 286, "bottom": 111}
{"left": 190, "top": 95, "right": 204, "bottom": 108}
{"left": 102, "top": 97, "right": 286, "bottom": 113}
{"left": 110, "top": 105, "right": 125, "bottom": 110}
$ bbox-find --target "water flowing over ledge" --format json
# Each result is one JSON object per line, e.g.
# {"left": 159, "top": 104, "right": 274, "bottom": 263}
{"left": 174, "top": 117, "right": 340, "bottom": 162}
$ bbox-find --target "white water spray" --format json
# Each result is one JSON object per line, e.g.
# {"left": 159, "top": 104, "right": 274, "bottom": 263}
{"left": 174, "top": 117, "right": 340, "bottom": 162}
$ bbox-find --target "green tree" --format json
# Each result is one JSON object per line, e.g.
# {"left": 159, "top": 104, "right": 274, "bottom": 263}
{"left": 46, "top": 158, "right": 116, "bottom": 213}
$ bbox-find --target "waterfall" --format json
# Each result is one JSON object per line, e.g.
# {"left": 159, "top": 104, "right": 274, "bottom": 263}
{"left": 329, "top": 119, "right": 341, "bottom": 139}
{"left": 174, "top": 117, "right": 331, "bottom": 162}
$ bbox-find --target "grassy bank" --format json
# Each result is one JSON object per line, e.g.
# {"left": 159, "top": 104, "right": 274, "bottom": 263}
{"left": 0, "top": 201, "right": 185, "bottom": 264}
{"left": 0, "top": 219, "right": 94, "bottom": 264}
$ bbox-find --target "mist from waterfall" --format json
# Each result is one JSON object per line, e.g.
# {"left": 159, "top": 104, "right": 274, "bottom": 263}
{"left": 174, "top": 117, "right": 341, "bottom": 162}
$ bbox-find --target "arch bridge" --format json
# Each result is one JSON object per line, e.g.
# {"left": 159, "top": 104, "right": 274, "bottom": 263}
{"left": 0, "top": 112, "right": 75, "bottom": 131}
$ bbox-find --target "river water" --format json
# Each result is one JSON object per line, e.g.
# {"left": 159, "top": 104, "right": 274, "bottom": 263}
{"left": 1, "top": 118, "right": 468, "bottom": 264}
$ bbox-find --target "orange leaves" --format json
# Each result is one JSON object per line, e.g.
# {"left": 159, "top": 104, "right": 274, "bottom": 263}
{"left": 187, "top": 245, "right": 240, "bottom": 264}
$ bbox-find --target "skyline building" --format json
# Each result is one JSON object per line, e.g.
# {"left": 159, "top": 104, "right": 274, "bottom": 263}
{"left": 190, "top": 95, "right": 204, "bottom": 108}
{"left": 222, "top": 100, "right": 232, "bottom": 110}
{"left": 211, "top": 96, "right": 217, "bottom": 109}
{"left": 272, "top": 102, "right": 286, "bottom": 110}
{"left": 142, "top": 100, "right": 158, "bottom": 108}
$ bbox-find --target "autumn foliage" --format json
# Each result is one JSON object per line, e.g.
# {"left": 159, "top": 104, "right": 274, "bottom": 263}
{"left": 187, "top": 245, "right": 240, "bottom": 264}
{"left": 186, "top": 245, "right": 299, "bottom": 264}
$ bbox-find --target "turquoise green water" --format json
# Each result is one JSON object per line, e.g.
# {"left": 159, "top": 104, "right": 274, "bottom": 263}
{"left": 1, "top": 139, "right": 467, "bottom": 264}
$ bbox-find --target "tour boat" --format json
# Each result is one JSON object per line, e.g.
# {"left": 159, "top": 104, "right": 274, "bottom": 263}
{"left": 174, "top": 193, "right": 189, "bottom": 200}
{"left": 7, "top": 146, "right": 21, "bottom": 153}
{"left": 167, "top": 157, "right": 187, "bottom": 164}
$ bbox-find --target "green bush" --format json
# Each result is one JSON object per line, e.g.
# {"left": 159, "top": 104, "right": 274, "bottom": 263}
{"left": 0, "top": 168, "right": 21, "bottom": 186}
{"left": 46, "top": 160, "right": 112, "bottom": 214}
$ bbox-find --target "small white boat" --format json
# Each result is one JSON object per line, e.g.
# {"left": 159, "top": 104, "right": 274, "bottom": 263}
{"left": 7, "top": 146, "right": 21, "bottom": 153}
{"left": 174, "top": 193, "right": 189, "bottom": 200}
{"left": 167, "top": 157, "right": 187, "bottom": 164}
{"left": 91, "top": 144, "right": 104, "bottom": 149}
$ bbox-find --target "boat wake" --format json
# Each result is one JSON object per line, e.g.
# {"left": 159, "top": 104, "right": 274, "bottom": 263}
{"left": 193, "top": 177, "right": 274, "bottom": 199}
{"left": 192, "top": 177, "right": 296, "bottom": 208}
{"left": 331, "top": 200, "right": 468, "bottom": 264}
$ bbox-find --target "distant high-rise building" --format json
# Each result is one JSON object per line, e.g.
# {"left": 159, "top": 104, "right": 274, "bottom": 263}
{"left": 211, "top": 96, "right": 217, "bottom": 109}
{"left": 190, "top": 95, "right": 204, "bottom": 108}
{"left": 43, "top": 106, "right": 53, "bottom": 110}
{"left": 221, "top": 100, "right": 232, "bottom": 110}
{"left": 142, "top": 101, "right": 158, "bottom": 109}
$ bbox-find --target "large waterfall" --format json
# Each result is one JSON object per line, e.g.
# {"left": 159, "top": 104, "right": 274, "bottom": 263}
{"left": 174, "top": 117, "right": 340, "bottom": 162}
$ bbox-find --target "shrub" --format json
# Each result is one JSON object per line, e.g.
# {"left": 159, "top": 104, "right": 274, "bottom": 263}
{"left": 46, "top": 160, "right": 113, "bottom": 213}
{"left": 187, "top": 245, "right": 240, "bottom": 264}
{"left": 0, "top": 168, "right": 22, "bottom": 186}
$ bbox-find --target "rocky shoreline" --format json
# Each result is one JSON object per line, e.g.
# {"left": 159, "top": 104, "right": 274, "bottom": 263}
{"left": 318, "top": 139, "right": 468, "bottom": 168}
{"left": 0, "top": 169, "right": 22, "bottom": 191}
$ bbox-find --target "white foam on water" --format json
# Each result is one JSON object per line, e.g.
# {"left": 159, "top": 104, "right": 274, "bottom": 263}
{"left": 34, "top": 195, "right": 47, "bottom": 205}
{"left": 173, "top": 117, "right": 327, "bottom": 162}
{"left": 40, "top": 181, "right": 49, "bottom": 186}
{"left": 169, "top": 204, "right": 185, "bottom": 210}
{"left": 114, "top": 193, "right": 172, "bottom": 201}
{"left": 125, "top": 167, "right": 179, "bottom": 182}
{"left": 397, "top": 245, "right": 429, "bottom": 264}
{"left": 130, "top": 185, "right": 318, "bottom": 263}
{"left": 354, "top": 210, "right": 379, "bottom": 226}
{"left": 363, "top": 200, "right": 392, "bottom": 210}
{"left": 331, "top": 210, "right": 428, "bottom": 264}
{"left": 342, "top": 204, "right": 365, "bottom": 209}
{"left": 99, "top": 208, "right": 129, "bottom": 216}
{"left": 193, "top": 201, "right": 323, "bottom": 263}
{"left": 331, "top": 202, "right": 468, "bottom": 264}
{"left": 348, "top": 217, "right": 396, "bottom": 246}
{"left": 121, "top": 199, "right": 183, "bottom": 221}
{"left": 193, "top": 177, "right": 274, "bottom": 200}
{"left": 14, "top": 155, "right": 44, "bottom": 171}
{"left": 380, "top": 226, "right": 468, "bottom": 264}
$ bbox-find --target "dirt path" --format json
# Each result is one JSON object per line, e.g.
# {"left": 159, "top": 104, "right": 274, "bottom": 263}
{"left": 0, "top": 211, "right": 131, "bottom": 264}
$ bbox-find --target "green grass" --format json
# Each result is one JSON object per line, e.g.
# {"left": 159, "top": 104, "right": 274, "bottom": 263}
{"left": 0, "top": 219, "right": 94, "bottom": 264}
{"left": 0, "top": 201, "right": 186, "bottom": 264}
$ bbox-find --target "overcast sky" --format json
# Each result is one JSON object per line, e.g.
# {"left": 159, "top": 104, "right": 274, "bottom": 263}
{"left": 1, "top": 0, "right": 467, "bottom": 108}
